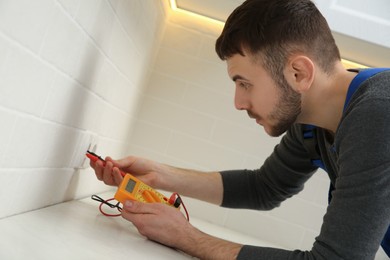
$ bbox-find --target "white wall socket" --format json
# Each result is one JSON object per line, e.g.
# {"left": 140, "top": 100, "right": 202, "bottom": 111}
{"left": 71, "top": 131, "right": 99, "bottom": 169}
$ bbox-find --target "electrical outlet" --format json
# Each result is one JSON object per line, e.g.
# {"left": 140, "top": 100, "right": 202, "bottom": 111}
{"left": 71, "top": 131, "right": 99, "bottom": 169}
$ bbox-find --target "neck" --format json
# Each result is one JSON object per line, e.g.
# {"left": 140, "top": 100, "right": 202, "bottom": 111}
{"left": 297, "top": 63, "right": 358, "bottom": 133}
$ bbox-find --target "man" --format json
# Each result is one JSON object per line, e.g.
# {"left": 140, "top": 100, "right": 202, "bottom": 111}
{"left": 91, "top": 0, "right": 390, "bottom": 259}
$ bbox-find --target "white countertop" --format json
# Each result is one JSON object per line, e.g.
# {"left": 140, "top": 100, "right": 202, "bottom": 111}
{"left": 0, "top": 192, "right": 278, "bottom": 260}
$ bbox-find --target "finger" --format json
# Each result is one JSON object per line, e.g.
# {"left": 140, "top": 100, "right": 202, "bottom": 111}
{"left": 89, "top": 159, "right": 95, "bottom": 168}
{"left": 112, "top": 167, "right": 124, "bottom": 186}
{"left": 105, "top": 156, "right": 123, "bottom": 167}
{"left": 122, "top": 200, "right": 162, "bottom": 215}
{"left": 105, "top": 156, "right": 114, "bottom": 164}
{"left": 89, "top": 155, "right": 100, "bottom": 170}
{"left": 94, "top": 160, "right": 104, "bottom": 181}
{"left": 106, "top": 156, "right": 126, "bottom": 175}
{"left": 113, "top": 156, "right": 137, "bottom": 169}
{"left": 102, "top": 161, "right": 114, "bottom": 185}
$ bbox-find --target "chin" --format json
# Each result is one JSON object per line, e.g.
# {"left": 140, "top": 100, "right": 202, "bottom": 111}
{"left": 267, "top": 130, "right": 284, "bottom": 137}
{"left": 263, "top": 126, "right": 277, "bottom": 137}
{"left": 264, "top": 124, "right": 289, "bottom": 137}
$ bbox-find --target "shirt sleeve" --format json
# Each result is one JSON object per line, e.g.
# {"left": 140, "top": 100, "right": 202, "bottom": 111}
{"left": 220, "top": 124, "right": 317, "bottom": 210}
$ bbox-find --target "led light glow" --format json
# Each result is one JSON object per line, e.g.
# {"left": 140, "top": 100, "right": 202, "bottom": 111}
{"left": 169, "top": 0, "right": 225, "bottom": 27}
{"left": 169, "top": 0, "right": 368, "bottom": 68}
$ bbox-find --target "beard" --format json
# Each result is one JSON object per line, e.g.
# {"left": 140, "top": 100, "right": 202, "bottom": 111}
{"left": 266, "top": 79, "right": 302, "bottom": 137}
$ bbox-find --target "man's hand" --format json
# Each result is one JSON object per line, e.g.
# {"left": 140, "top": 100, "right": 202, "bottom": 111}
{"left": 121, "top": 201, "right": 242, "bottom": 259}
{"left": 90, "top": 155, "right": 163, "bottom": 188}
{"left": 121, "top": 200, "right": 190, "bottom": 247}
{"left": 90, "top": 157, "right": 123, "bottom": 186}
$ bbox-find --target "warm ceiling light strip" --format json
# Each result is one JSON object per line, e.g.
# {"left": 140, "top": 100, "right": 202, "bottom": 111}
{"left": 169, "top": 0, "right": 178, "bottom": 10}
{"left": 170, "top": 0, "right": 368, "bottom": 68}
{"left": 169, "top": 0, "right": 225, "bottom": 26}
{"left": 341, "top": 59, "right": 368, "bottom": 68}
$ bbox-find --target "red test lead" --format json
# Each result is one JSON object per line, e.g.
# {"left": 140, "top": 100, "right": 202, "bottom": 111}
{"left": 86, "top": 151, "right": 190, "bottom": 221}
{"left": 86, "top": 151, "right": 126, "bottom": 177}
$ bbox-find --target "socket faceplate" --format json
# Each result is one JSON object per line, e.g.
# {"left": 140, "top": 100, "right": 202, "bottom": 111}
{"left": 71, "top": 131, "right": 99, "bottom": 169}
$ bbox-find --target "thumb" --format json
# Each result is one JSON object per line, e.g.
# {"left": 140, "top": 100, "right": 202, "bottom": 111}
{"left": 123, "top": 200, "right": 162, "bottom": 214}
{"left": 123, "top": 200, "right": 135, "bottom": 210}
{"left": 123, "top": 200, "right": 147, "bottom": 213}
{"left": 109, "top": 156, "right": 137, "bottom": 169}
{"left": 105, "top": 157, "right": 129, "bottom": 173}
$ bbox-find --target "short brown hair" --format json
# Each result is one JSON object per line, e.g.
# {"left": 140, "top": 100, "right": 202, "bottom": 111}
{"left": 216, "top": 0, "right": 341, "bottom": 82}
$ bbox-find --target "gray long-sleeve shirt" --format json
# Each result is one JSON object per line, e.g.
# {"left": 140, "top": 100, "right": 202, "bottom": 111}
{"left": 220, "top": 70, "right": 390, "bottom": 259}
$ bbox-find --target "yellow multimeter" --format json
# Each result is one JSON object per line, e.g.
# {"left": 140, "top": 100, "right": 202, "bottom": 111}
{"left": 114, "top": 174, "right": 179, "bottom": 208}
{"left": 86, "top": 151, "right": 180, "bottom": 209}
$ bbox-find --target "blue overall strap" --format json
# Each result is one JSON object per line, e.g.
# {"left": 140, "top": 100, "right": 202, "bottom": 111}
{"left": 302, "top": 124, "right": 327, "bottom": 171}
{"left": 302, "top": 125, "right": 334, "bottom": 203}
{"left": 343, "top": 68, "right": 390, "bottom": 112}
{"left": 344, "top": 68, "right": 390, "bottom": 257}
{"left": 382, "top": 226, "right": 390, "bottom": 257}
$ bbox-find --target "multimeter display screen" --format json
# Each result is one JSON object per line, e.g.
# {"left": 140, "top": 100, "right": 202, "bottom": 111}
{"left": 125, "top": 179, "right": 137, "bottom": 193}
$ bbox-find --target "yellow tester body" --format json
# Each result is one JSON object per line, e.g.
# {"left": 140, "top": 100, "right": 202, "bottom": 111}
{"left": 86, "top": 151, "right": 181, "bottom": 209}
{"left": 114, "top": 174, "right": 175, "bottom": 207}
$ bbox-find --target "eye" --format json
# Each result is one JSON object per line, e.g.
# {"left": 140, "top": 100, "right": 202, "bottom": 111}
{"left": 237, "top": 81, "right": 250, "bottom": 90}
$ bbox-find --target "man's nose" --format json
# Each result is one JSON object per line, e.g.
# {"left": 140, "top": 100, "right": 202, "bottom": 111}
{"left": 234, "top": 88, "right": 248, "bottom": 110}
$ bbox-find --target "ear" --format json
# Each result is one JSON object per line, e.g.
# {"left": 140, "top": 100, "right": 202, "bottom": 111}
{"left": 284, "top": 55, "right": 315, "bottom": 93}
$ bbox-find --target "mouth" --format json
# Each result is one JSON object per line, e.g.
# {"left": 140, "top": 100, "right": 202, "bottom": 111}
{"left": 247, "top": 111, "right": 257, "bottom": 119}
{"left": 255, "top": 119, "right": 263, "bottom": 126}
{"left": 247, "top": 111, "right": 263, "bottom": 125}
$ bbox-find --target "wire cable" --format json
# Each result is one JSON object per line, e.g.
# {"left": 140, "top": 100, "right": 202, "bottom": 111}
{"left": 91, "top": 195, "right": 122, "bottom": 217}
{"left": 91, "top": 193, "right": 190, "bottom": 221}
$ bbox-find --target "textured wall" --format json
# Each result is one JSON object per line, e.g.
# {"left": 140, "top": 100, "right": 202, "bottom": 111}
{"left": 0, "top": 0, "right": 167, "bottom": 218}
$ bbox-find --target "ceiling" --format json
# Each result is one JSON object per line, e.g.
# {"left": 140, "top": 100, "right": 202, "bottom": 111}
{"left": 173, "top": 0, "right": 390, "bottom": 67}
{"left": 176, "top": 0, "right": 244, "bottom": 22}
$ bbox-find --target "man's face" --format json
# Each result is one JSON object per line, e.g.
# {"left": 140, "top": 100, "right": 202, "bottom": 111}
{"left": 227, "top": 53, "right": 301, "bottom": 137}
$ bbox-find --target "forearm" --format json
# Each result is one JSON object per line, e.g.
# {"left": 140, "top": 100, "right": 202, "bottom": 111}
{"left": 177, "top": 224, "right": 242, "bottom": 260}
{"left": 158, "top": 164, "right": 224, "bottom": 205}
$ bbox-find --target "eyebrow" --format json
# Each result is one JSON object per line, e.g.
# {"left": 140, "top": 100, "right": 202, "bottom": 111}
{"left": 232, "top": 75, "right": 249, "bottom": 82}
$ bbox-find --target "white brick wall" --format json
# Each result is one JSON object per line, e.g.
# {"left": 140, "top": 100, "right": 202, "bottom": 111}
{"left": 0, "top": 0, "right": 167, "bottom": 218}
{"left": 128, "top": 9, "right": 330, "bottom": 250}
{"left": 0, "top": 0, "right": 331, "bottom": 251}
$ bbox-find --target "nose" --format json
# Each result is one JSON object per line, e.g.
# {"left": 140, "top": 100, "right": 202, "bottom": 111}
{"left": 234, "top": 87, "right": 248, "bottom": 110}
